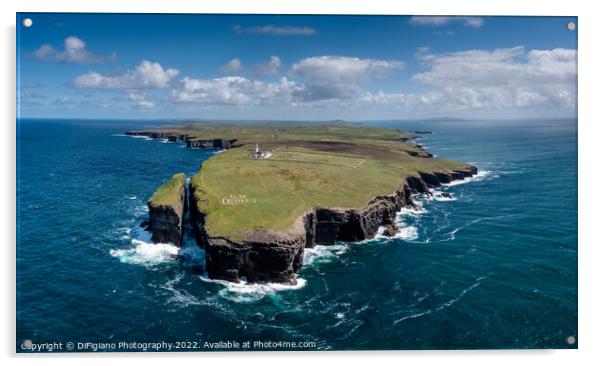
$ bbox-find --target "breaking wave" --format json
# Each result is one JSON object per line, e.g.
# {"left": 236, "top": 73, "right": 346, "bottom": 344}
{"left": 444, "top": 170, "right": 491, "bottom": 187}
{"left": 110, "top": 227, "right": 179, "bottom": 266}
{"left": 110, "top": 240, "right": 179, "bottom": 265}
{"left": 304, "top": 244, "right": 348, "bottom": 265}
{"left": 199, "top": 276, "right": 306, "bottom": 303}
{"left": 128, "top": 135, "right": 153, "bottom": 140}
{"left": 374, "top": 206, "right": 424, "bottom": 242}
{"left": 431, "top": 191, "right": 457, "bottom": 201}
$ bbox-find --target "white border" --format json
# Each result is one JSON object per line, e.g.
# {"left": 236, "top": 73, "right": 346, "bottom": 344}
{"left": 2, "top": 1, "right": 600, "bottom": 365}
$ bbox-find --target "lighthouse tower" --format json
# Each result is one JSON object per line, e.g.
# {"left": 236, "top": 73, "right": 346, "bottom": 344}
{"left": 250, "top": 143, "right": 272, "bottom": 160}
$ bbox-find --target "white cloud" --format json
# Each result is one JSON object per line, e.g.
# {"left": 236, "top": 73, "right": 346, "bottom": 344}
{"left": 170, "top": 55, "right": 407, "bottom": 109}
{"left": 66, "top": 47, "right": 575, "bottom": 117}
{"left": 74, "top": 60, "right": 179, "bottom": 89}
{"left": 170, "top": 76, "right": 301, "bottom": 106}
{"left": 411, "top": 46, "right": 577, "bottom": 110}
{"left": 219, "top": 58, "right": 244, "bottom": 74}
{"left": 136, "top": 100, "right": 155, "bottom": 109}
{"left": 33, "top": 36, "right": 116, "bottom": 64}
{"left": 171, "top": 77, "right": 253, "bottom": 105}
{"left": 234, "top": 24, "right": 317, "bottom": 36}
{"left": 219, "top": 56, "right": 281, "bottom": 75}
{"left": 291, "top": 56, "right": 403, "bottom": 83}
{"left": 350, "top": 46, "right": 576, "bottom": 114}
{"left": 290, "top": 56, "right": 404, "bottom": 101}
{"left": 409, "top": 16, "right": 485, "bottom": 28}
{"left": 122, "top": 90, "right": 155, "bottom": 109}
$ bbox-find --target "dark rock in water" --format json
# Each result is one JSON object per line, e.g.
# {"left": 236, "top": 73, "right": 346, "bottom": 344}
{"left": 441, "top": 192, "right": 453, "bottom": 199}
{"left": 381, "top": 223, "right": 398, "bottom": 237}
{"left": 147, "top": 173, "right": 186, "bottom": 247}
{"left": 139, "top": 220, "right": 149, "bottom": 229}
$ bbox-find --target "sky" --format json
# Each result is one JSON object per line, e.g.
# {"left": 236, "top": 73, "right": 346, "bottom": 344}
{"left": 17, "top": 13, "right": 578, "bottom": 120}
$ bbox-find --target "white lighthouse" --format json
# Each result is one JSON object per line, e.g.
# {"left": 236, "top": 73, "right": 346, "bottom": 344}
{"left": 250, "top": 143, "right": 272, "bottom": 160}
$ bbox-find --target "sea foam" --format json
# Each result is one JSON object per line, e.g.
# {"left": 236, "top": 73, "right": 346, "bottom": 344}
{"left": 110, "top": 240, "right": 178, "bottom": 265}
{"left": 110, "top": 226, "right": 178, "bottom": 266}
{"left": 373, "top": 205, "right": 423, "bottom": 242}
{"left": 431, "top": 191, "right": 457, "bottom": 202}
{"left": 304, "top": 244, "right": 348, "bottom": 265}
{"left": 444, "top": 170, "right": 491, "bottom": 187}
{"left": 199, "top": 275, "right": 306, "bottom": 303}
{"left": 393, "top": 277, "right": 486, "bottom": 324}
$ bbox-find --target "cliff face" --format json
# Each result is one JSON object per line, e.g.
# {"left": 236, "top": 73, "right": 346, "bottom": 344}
{"left": 189, "top": 166, "right": 477, "bottom": 283}
{"left": 126, "top": 131, "right": 188, "bottom": 142}
{"left": 125, "top": 130, "right": 237, "bottom": 150}
{"left": 187, "top": 139, "right": 237, "bottom": 149}
{"left": 148, "top": 173, "right": 187, "bottom": 247}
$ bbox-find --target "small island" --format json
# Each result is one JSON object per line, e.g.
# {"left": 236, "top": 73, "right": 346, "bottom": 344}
{"left": 129, "top": 122, "right": 477, "bottom": 284}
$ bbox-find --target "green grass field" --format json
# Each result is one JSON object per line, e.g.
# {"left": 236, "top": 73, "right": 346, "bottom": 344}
{"left": 179, "top": 123, "right": 472, "bottom": 240}
{"left": 260, "top": 149, "right": 366, "bottom": 168}
{"left": 149, "top": 173, "right": 186, "bottom": 207}
{"left": 143, "top": 122, "right": 411, "bottom": 144}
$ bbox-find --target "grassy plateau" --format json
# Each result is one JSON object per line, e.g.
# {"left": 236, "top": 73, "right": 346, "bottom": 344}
{"left": 149, "top": 173, "right": 186, "bottom": 208}
{"left": 147, "top": 122, "right": 471, "bottom": 240}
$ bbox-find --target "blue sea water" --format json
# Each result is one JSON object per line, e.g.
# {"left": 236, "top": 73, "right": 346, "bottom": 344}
{"left": 16, "top": 118, "right": 577, "bottom": 351}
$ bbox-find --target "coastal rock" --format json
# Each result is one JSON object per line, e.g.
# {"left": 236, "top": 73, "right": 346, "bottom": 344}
{"left": 381, "top": 223, "right": 398, "bottom": 237}
{"left": 148, "top": 173, "right": 186, "bottom": 246}
{"left": 418, "top": 166, "right": 476, "bottom": 188}
{"left": 312, "top": 184, "right": 418, "bottom": 245}
{"left": 125, "top": 130, "right": 238, "bottom": 149}
{"left": 126, "top": 131, "right": 188, "bottom": 142}
{"left": 204, "top": 232, "right": 305, "bottom": 283}
{"left": 187, "top": 138, "right": 237, "bottom": 149}
{"left": 441, "top": 192, "right": 453, "bottom": 199}
{"left": 406, "top": 176, "right": 430, "bottom": 194}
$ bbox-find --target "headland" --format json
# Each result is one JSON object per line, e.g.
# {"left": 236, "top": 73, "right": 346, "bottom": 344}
{"left": 128, "top": 122, "right": 477, "bottom": 284}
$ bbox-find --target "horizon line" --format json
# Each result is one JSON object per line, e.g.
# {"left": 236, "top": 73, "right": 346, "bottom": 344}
{"left": 16, "top": 116, "right": 578, "bottom": 123}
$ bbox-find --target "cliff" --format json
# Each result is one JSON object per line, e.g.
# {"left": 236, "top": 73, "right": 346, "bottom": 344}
{"left": 125, "top": 130, "right": 237, "bottom": 149}
{"left": 189, "top": 166, "right": 477, "bottom": 283}
{"left": 148, "top": 173, "right": 187, "bottom": 247}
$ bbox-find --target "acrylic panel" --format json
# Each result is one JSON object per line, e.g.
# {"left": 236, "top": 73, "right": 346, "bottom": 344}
{"left": 16, "top": 13, "right": 578, "bottom": 352}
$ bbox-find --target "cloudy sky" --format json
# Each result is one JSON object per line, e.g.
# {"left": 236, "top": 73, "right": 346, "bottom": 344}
{"left": 17, "top": 14, "right": 577, "bottom": 120}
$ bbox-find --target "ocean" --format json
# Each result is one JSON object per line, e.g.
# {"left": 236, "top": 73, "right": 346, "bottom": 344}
{"left": 16, "top": 118, "right": 577, "bottom": 351}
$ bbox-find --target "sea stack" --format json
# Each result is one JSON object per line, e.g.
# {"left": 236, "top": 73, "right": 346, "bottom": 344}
{"left": 148, "top": 173, "right": 187, "bottom": 246}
